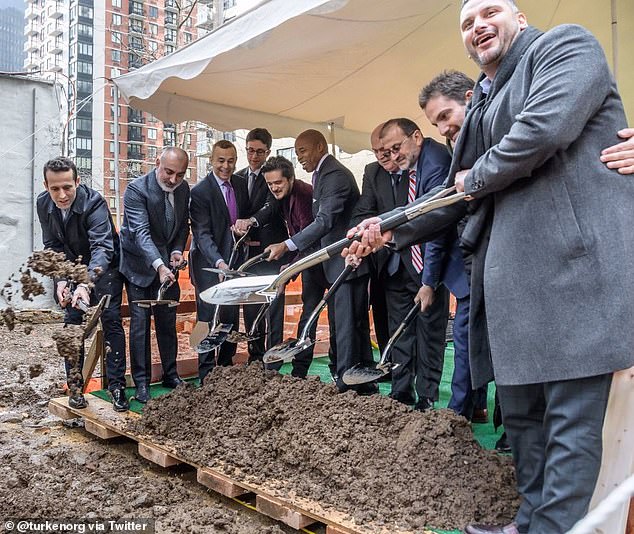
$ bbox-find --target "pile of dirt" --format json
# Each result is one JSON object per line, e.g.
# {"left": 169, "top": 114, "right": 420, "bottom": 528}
{"left": 132, "top": 365, "right": 519, "bottom": 532}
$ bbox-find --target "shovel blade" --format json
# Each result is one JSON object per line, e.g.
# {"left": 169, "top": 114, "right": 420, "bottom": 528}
{"left": 262, "top": 338, "right": 313, "bottom": 364}
{"left": 343, "top": 364, "right": 393, "bottom": 385}
{"left": 200, "top": 275, "right": 277, "bottom": 305}
{"left": 193, "top": 323, "right": 233, "bottom": 353}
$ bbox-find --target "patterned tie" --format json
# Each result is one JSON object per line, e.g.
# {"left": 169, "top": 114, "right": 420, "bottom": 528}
{"left": 407, "top": 169, "right": 423, "bottom": 273}
{"left": 221, "top": 181, "right": 238, "bottom": 225}
{"left": 164, "top": 191, "right": 175, "bottom": 235}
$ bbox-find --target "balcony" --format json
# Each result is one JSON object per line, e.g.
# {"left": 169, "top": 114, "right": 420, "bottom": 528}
{"left": 129, "top": 5, "right": 145, "bottom": 18}
{"left": 49, "top": 22, "right": 63, "bottom": 36}
{"left": 25, "top": 54, "right": 39, "bottom": 70}
{"left": 51, "top": 39, "right": 63, "bottom": 54}
{"left": 129, "top": 21, "right": 143, "bottom": 34}
{"left": 50, "top": 63, "right": 63, "bottom": 73}
{"left": 165, "top": 0, "right": 178, "bottom": 11}
{"left": 127, "top": 127, "right": 145, "bottom": 143}
{"left": 128, "top": 55, "right": 144, "bottom": 69}
{"left": 25, "top": 23, "right": 39, "bottom": 37}
{"left": 26, "top": 4, "right": 38, "bottom": 20}
{"left": 127, "top": 148, "right": 145, "bottom": 161}
{"left": 24, "top": 39, "right": 38, "bottom": 53}
{"left": 50, "top": 1, "right": 64, "bottom": 19}
{"left": 128, "top": 110, "right": 145, "bottom": 124}
{"left": 163, "top": 123, "right": 175, "bottom": 131}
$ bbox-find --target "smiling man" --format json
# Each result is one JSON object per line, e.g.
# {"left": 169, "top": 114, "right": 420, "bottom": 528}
{"left": 37, "top": 157, "right": 127, "bottom": 412}
{"left": 189, "top": 140, "right": 249, "bottom": 382}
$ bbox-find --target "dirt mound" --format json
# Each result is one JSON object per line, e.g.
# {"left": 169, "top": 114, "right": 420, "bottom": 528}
{"left": 132, "top": 364, "right": 519, "bottom": 531}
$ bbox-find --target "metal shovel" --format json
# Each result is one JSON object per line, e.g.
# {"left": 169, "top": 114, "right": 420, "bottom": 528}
{"left": 201, "top": 188, "right": 465, "bottom": 306}
{"left": 262, "top": 264, "right": 354, "bottom": 364}
{"left": 342, "top": 300, "right": 420, "bottom": 385}
{"left": 133, "top": 261, "right": 188, "bottom": 308}
{"left": 203, "top": 250, "right": 270, "bottom": 279}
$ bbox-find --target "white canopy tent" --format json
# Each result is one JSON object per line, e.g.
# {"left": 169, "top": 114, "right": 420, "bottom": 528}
{"left": 113, "top": 0, "right": 633, "bottom": 154}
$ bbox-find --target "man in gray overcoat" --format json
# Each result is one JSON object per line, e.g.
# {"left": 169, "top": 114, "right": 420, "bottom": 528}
{"left": 347, "top": 1, "right": 634, "bottom": 533}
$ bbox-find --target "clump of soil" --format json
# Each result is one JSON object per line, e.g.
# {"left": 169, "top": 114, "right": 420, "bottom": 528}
{"left": 29, "top": 364, "right": 44, "bottom": 379}
{"left": 20, "top": 269, "right": 45, "bottom": 301}
{"left": 27, "top": 250, "right": 91, "bottom": 285}
{"left": 51, "top": 325, "right": 84, "bottom": 394}
{"left": 132, "top": 365, "right": 519, "bottom": 531}
{"left": 0, "top": 307, "right": 16, "bottom": 331}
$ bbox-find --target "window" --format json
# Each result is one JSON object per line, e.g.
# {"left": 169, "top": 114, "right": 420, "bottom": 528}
{"left": 110, "top": 104, "right": 121, "bottom": 117}
{"left": 109, "top": 179, "right": 116, "bottom": 190}
{"left": 130, "top": 36, "right": 143, "bottom": 49}
{"left": 111, "top": 31, "right": 121, "bottom": 44}
{"left": 76, "top": 137, "right": 92, "bottom": 150}
{"left": 77, "top": 80, "right": 92, "bottom": 94}
{"left": 223, "top": 0, "right": 236, "bottom": 8}
{"left": 78, "top": 23, "right": 92, "bottom": 36}
{"left": 148, "top": 41, "right": 158, "bottom": 53}
{"left": 77, "top": 42, "right": 92, "bottom": 56}
{"left": 147, "top": 128, "right": 157, "bottom": 140}
{"left": 77, "top": 118, "right": 91, "bottom": 131}
{"left": 148, "top": 5, "right": 158, "bottom": 18}
{"left": 111, "top": 67, "right": 121, "bottom": 77}
{"left": 165, "top": 28, "right": 176, "bottom": 42}
{"left": 112, "top": 13, "right": 121, "bottom": 26}
{"left": 130, "top": 1, "right": 143, "bottom": 15}
{"left": 277, "top": 147, "right": 298, "bottom": 166}
{"left": 109, "top": 198, "right": 116, "bottom": 209}
{"left": 147, "top": 146, "right": 157, "bottom": 159}
{"left": 79, "top": 6, "right": 93, "bottom": 18}
{"left": 109, "top": 160, "right": 115, "bottom": 171}
{"left": 76, "top": 157, "right": 92, "bottom": 170}
{"left": 112, "top": 0, "right": 121, "bottom": 7}
{"left": 77, "top": 61, "right": 92, "bottom": 74}
{"left": 149, "top": 23, "right": 158, "bottom": 35}
{"left": 109, "top": 123, "right": 120, "bottom": 135}
{"left": 184, "top": 32, "right": 192, "bottom": 43}
{"left": 109, "top": 142, "right": 116, "bottom": 153}
{"left": 111, "top": 50, "right": 120, "bottom": 62}
{"left": 165, "top": 45, "right": 174, "bottom": 55}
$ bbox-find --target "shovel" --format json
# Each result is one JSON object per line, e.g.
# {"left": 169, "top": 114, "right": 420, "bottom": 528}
{"left": 192, "top": 303, "right": 233, "bottom": 353}
{"left": 133, "top": 260, "right": 188, "bottom": 308}
{"left": 262, "top": 264, "right": 354, "bottom": 364}
{"left": 201, "top": 188, "right": 465, "bottom": 306}
{"left": 83, "top": 294, "right": 111, "bottom": 340}
{"left": 342, "top": 300, "right": 420, "bottom": 385}
{"left": 202, "top": 250, "right": 270, "bottom": 279}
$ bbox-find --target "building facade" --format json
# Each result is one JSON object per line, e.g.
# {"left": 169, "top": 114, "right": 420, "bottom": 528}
{"left": 1, "top": 5, "right": 25, "bottom": 72}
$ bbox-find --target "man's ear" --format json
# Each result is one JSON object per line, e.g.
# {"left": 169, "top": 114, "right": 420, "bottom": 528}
{"left": 43, "top": 180, "right": 49, "bottom": 191}
{"left": 465, "top": 89, "right": 474, "bottom": 104}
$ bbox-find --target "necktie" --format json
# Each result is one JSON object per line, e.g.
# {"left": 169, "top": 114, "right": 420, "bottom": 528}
{"left": 390, "top": 173, "right": 400, "bottom": 203}
{"left": 408, "top": 169, "right": 423, "bottom": 273}
{"left": 222, "top": 181, "right": 238, "bottom": 225}
{"left": 164, "top": 191, "right": 175, "bottom": 235}
{"left": 311, "top": 170, "right": 318, "bottom": 188}
{"left": 248, "top": 172, "right": 256, "bottom": 198}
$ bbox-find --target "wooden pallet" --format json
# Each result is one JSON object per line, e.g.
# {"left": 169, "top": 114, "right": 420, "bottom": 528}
{"left": 48, "top": 395, "right": 434, "bottom": 534}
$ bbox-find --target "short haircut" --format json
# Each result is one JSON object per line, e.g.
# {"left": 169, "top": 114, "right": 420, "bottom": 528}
{"left": 246, "top": 128, "right": 273, "bottom": 149}
{"left": 380, "top": 118, "right": 421, "bottom": 138}
{"left": 212, "top": 139, "right": 237, "bottom": 157}
{"left": 461, "top": 0, "right": 519, "bottom": 12}
{"left": 261, "top": 156, "right": 295, "bottom": 181}
{"left": 419, "top": 70, "right": 476, "bottom": 110}
{"left": 161, "top": 146, "right": 189, "bottom": 162}
{"left": 43, "top": 156, "right": 78, "bottom": 182}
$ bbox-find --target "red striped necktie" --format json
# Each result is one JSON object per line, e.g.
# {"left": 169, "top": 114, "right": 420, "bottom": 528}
{"left": 408, "top": 169, "right": 423, "bottom": 273}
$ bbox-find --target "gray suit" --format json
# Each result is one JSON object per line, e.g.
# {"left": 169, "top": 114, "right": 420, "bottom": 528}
{"left": 393, "top": 25, "right": 634, "bottom": 533}
{"left": 119, "top": 170, "right": 190, "bottom": 388}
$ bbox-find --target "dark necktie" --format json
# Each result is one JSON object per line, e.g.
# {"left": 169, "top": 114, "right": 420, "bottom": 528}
{"left": 221, "top": 181, "right": 238, "bottom": 225}
{"left": 311, "top": 170, "right": 318, "bottom": 188}
{"left": 248, "top": 172, "right": 256, "bottom": 198}
{"left": 164, "top": 192, "right": 175, "bottom": 235}
{"left": 390, "top": 173, "right": 401, "bottom": 203}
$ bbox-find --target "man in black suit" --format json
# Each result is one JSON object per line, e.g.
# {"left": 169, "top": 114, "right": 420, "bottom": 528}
{"left": 235, "top": 129, "right": 289, "bottom": 361}
{"left": 236, "top": 156, "right": 316, "bottom": 376}
{"left": 266, "top": 130, "right": 375, "bottom": 393}
{"left": 189, "top": 140, "right": 250, "bottom": 383}
{"left": 119, "top": 147, "right": 190, "bottom": 403}
{"left": 37, "top": 156, "right": 128, "bottom": 412}
{"left": 377, "top": 118, "right": 451, "bottom": 411}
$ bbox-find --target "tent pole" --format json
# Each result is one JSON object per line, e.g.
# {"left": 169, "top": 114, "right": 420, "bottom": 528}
{"left": 328, "top": 122, "right": 336, "bottom": 158}
{"left": 611, "top": 0, "right": 618, "bottom": 78}
{"left": 113, "top": 81, "right": 121, "bottom": 228}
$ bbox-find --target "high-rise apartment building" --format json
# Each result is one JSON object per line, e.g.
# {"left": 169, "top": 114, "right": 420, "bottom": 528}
{"left": 1, "top": 3, "right": 26, "bottom": 72}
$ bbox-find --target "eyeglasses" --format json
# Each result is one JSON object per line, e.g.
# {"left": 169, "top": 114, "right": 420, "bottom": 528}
{"left": 383, "top": 132, "right": 415, "bottom": 156}
{"left": 246, "top": 147, "right": 269, "bottom": 156}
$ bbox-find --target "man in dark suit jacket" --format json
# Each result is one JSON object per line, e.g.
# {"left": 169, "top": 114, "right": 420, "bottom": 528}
{"left": 236, "top": 156, "right": 317, "bottom": 376}
{"left": 266, "top": 130, "right": 374, "bottom": 393}
{"left": 189, "top": 140, "right": 249, "bottom": 383}
{"left": 37, "top": 156, "right": 128, "bottom": 412}
{"left": 235, "top": 128, "right": 289, "bottom": 361}
{"left": 119, "top": 147, "right": 190, "bottom": 403}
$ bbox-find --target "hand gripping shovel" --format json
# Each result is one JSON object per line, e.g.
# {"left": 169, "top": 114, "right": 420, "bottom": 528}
{"left": 203, "top": 250, "right": 270, "bottom": 280}
{"left": 262, "top": 264, "right": 354, "bottom": 364}
{"left": 200, "top": 188, "right": 465, "bottom": 306}
{"left": 133, "top": 260, "right": 188, "bottom": 308}
{"left": 342, "top": 300, "right": 419, "bottom": 385}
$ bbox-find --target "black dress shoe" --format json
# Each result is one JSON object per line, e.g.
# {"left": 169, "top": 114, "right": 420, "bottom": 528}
{"left": 464, "top": 521, "right": 518, "bottom": 534}
{"left": 495, "top": 431, "right": 512, "bottom": 453}
{"left": 472, "top": 408, "right": 488, "bottom": 424}
{"left": 355, "top": 382, "right": 379, "bottom": 396}
{"left": 111, "top": 388, "right": 129, "bottom": 412}
{"left": 162, "top": 376, "right": 184, "bottom": 389}
{"left": 389, "top": 391, "right": 416, "bottom": 405}
{"left": 414, "top": 397, "right": 434, "bottom": 412}
{"left": 134, "top": 384, "right": 150, "bottom": 404}
{"left": 69, "top": 393, "right": 88, "bottom": 409}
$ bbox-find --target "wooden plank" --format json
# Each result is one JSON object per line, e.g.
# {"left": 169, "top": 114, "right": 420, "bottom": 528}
{"left": 138, "top": 442, "right": 181, "bottom": 467}
{"left": 327, "top": 526, "right": 352, "bottom": 534}
{"left": 590, "top": 365, "right": 634, "bottom": 534}
{"left": 256, "top": 494, "right": 316, "bottom": 530}
{"left": 48, "top": 398, "right": 74, "bottom": 420}
{"left": 84, "top": 419, "right": 121, "bottom": 440}
{"left": 197, "top": 467, "right": 250, "bottom": 498}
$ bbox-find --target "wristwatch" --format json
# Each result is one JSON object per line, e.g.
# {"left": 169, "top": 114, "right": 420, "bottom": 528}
{"left": 249, "top": 216, "right": 259, "bottom": 227}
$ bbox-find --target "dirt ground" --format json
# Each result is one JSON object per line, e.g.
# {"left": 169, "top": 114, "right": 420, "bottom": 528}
{"left": 0, "top": 320, "right": 290, "bottom": 534}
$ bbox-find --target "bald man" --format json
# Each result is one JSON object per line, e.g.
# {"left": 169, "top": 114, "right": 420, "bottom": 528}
{"left": 119, "top": 147, "right": 190, "bottom": 403}
{"left": 266, "top": 129, "right": 375, "bottom": 392}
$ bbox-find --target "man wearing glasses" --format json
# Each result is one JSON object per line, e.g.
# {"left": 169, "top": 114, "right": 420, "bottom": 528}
{"left": 377, "top": 118, "right": 452, "bottom": 411}
{"left": 236, "top": 128, "right": 289, "bottom": 362}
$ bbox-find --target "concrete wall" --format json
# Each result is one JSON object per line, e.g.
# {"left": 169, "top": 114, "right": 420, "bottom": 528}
{"left": 0, "top": 75, "right": 62, "bottom": 310}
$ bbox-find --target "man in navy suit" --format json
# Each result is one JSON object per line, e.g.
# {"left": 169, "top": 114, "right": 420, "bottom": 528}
{"left": 119, "top": 147, "right": 190, "bottom": 403}
{"left": 37, "top": 156, "right": 128, "bottom": 412}
{"left": 371, "top": 118, "right": 451, "bottom": 410}
{"left": 189, "top": 140, "right": 250, "bottom": 383}
{"left": 266, "top": 130, "right": 375, "bottom": 393}
{"left": 235, "top": 129, "right": 289, "bottom": 361}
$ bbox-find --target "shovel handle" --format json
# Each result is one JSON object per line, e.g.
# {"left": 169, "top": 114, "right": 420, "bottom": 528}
{"left": 238, "top": 250, "right": 270, "bottom": 272}
{"left": 298, "top": 264, "right": 354, "bottom": 341}
{"left": 378, "top": 301, "right": 420, "bottom": 367}
{"left": 270, "top": 189, "right": 464, "bottom": 290}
